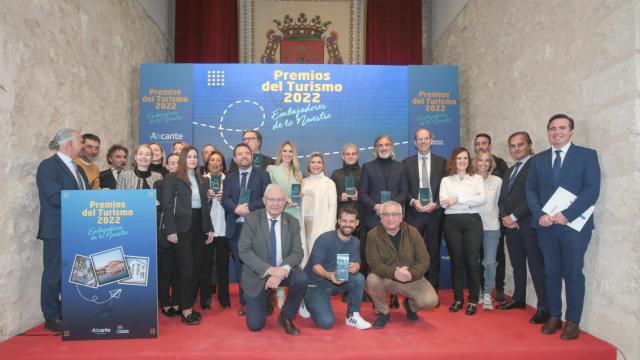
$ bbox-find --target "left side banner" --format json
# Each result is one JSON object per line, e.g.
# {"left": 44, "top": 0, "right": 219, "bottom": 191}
{"left": 61, "top": 190, "right": 158, "bottom": 340}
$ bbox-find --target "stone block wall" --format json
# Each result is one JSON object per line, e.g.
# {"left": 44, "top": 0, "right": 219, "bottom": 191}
{"left": 0, "top": 0, "right": 171, "bottom": 339}
{"left": 432, "top": 0, "right": 639, "bottom": 358}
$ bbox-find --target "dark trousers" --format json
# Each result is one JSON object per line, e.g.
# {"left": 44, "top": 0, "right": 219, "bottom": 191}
{"left": 536, "top": 226, "right": 590, "bottom": 323}
{"left": 230, "top": 223, "right": 245, "bottom": 305}
{"left": 245, "top": 268, "right": 309, "bottom": 331}
{"left": 41, "top": 238, "right": 61, "bottom": 321}
{"left": 158, "top": 244, "right": 178, "bottom": 307}
{"left": 443, "top": 213, "right": 483, "bottom": 303}
{"left": 214, "top": 236, "right": 231, "bottom": 305}
{"left": 199, "top": 240, "right": 215, "bottom": 307}
{"left": 407, "top": 210, "right": 444, "bottom": 290}
{"left": 175, "top": 209, "right": 204, "bottom": 310}
{"left": 506, "top": 220, "right": 546, "bottom": 309}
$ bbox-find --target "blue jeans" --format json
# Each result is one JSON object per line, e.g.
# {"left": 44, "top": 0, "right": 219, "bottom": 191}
{"left": 482, "top": 230, "right": 500, "bottom": 295}
{"left": 303, "top": 273, "right": 365, "bottom": 329}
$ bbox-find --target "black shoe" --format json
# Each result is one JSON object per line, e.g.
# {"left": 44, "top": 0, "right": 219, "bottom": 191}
{"left": 44, "top": 319, "right": 62, "bottom": 333}
{"left": 530, "top": 309, "right": 550, "bottom": 324}
{"left": 181, "top": 312, "right": 200, "bottom": 325}
{"left": 389, "top": 294, "right": 399, "bottom": 309}
{"left": 449, "top": 301, "right": 463, "bottom": 313}
{"left": 201, "top": 298, "right": 212, "bottom": 310}
{"left": 373, "top": 313, "right": 390, "bottom": 329}
{"left": 277, "top": 313, "right": 300, "bottom": 336}
{"left": 161, "top": 307, "right": 180, "bottom": 317}
{"left": 219, "top": 302, "right": 231, "bottom": 309}
{"left": 495, "top": 290, "right": 505, "bottom": 303}
{"left": 402, "top": 298, "right": 418, "bottom": 321}
{"left": 191, "top": 310, "right": 202, "bottom": 320}
{"left": 465, "top": 303, "right": 477, "bottom": 316}
{"left": 496, "top": 299, "right": 526, "bottom": 310}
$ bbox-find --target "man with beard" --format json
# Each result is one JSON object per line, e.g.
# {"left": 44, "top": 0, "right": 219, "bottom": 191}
{"left": 98, "top": 144, "right": 128, "bottom": 189}
{"left": 302, "top": 205, "right": 372, "bottom": 330}
{"left": 74, "top": 133, "right": 101, "bottom": 189}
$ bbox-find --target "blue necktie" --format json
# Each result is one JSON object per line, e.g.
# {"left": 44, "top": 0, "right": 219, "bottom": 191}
{"left": 240, "top": 171, "right": 248, "bottom": 189}
{"left": 552, "top": 150, "right": 562, "bottom": 184}
{"left": 269, "top": 219, "right": 278, "bottom": 266}
{"left": 508, "top": 161, "right": 522, "bottom": 191}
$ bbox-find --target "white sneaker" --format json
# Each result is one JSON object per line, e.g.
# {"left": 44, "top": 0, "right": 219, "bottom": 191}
{"left": 482, "top": 294, "right": 494, "bottom": 310}
{"left": 298, "top": 302, "right": 311, "bottom": 318}
{"left": 346, "top": 312, "right": 372, "bottom": 330}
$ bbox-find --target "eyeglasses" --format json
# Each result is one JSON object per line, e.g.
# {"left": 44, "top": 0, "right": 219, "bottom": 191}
{"left": 243, "top": 137, "right": 258, "bottom": 142}
{"left": 264, "top": 197, "right": 286, "bottom": 204}
{"left": 380, "top": 212, "right": 402, "bottom": 218}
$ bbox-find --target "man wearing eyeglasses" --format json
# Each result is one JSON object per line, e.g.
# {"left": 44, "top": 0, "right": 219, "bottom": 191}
{"left": 230, "top": 130, "right": 275, "bottom": 172}
{"left": 365, "top": 201, "right": 439, "bottom": 329}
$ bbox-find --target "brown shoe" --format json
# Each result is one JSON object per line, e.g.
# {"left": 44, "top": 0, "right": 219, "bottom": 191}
{"left": 560, "top": 321, "right": 580, "bottom": 340}
{"left": 237, "top": 305, "right": 246, "bottom": 317}
{"left": 277, "top": 313, "right": 300, "bottom": 336}
{"left": 541, "top": 316, "right": 562, "bottom": 335}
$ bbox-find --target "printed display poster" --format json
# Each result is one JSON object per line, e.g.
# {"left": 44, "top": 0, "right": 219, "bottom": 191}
{"left": 61, "top": 190, "right": 157, "bottom": 340}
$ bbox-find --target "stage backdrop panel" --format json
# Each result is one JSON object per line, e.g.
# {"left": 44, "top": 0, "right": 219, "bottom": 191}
{"left": 61, "top": 190, "right": 157, "bottom": 341}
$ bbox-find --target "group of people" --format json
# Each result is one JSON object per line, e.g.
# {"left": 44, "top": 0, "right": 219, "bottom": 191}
{"left": 36, "top": 113, "right": 600, "bottom": 341}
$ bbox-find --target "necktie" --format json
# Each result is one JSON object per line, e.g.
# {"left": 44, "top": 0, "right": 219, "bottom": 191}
{"left": 269, "top": 218, "right": 278, "bottom": 266}
{"left": 74, "top": 164, "right": 86, "bottom": 190}
{"left": 240, "top": 172, "right": 248, "bottom": 189}
{"left": 508, "top": 161, "right": 522, "bottom": 190}
{"left": 116, "top": 169, "right": 122, "bottom": 181}
{"left": 421, "top": 156, "right": 430, "bottom": 189}
{"left": 552, "top": 150, "right": 562, "bottom": 184}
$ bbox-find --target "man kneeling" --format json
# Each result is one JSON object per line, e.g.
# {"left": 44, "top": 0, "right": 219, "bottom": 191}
{"left": 303, "top": 205, "right": 372, "bottom": 330}
{"left": 367, "top": 201, "right": 439, "bottom": 328}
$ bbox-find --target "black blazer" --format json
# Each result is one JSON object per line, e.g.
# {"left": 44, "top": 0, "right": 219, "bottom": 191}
{"left": 98, "top": 169, "right": 117, "bottom": 189}
{"left": 161, "top": 172, "right": 213, "bottom": 235}
{"left": 222, "top": 167, "right": 271, "bottom": 238}
{"left": 402, "top": 153, "right": 447, "bottom": 222}
{"left": 359, "top": 158, "right": 409, "bottom": 227}
{"left": 498, "top": 160, "right": 532, "bottom": 223}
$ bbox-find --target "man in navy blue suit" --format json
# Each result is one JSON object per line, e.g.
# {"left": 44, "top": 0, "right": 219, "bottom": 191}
{"left": 222, "top": 143, "right": 271, "bottom": 316}
{"left": 526, "top": 114, "right": 600, "bottom": 340}
{"left": 36, "top": 128, "right": 88, "bottom": 333}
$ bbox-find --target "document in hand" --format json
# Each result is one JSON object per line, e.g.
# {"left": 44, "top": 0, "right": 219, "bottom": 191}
{"left": 542, "top": 187, "right": 595, "bottom": 232}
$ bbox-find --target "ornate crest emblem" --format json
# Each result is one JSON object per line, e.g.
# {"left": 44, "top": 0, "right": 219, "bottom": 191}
{"left": 261, "top": 13, "right": 344, "bottom": 64}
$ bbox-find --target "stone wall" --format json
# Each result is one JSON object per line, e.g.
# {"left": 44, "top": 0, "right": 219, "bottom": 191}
{"left": 432, "top": 0, "right": 639, "bottom": 358}
{"left": 0, "top": 0, "right": 172, "bottom": 339}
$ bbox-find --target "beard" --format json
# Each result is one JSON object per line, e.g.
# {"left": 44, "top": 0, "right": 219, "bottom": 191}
{"left": 338, "top": 226, "right": 354, "bottom": 237}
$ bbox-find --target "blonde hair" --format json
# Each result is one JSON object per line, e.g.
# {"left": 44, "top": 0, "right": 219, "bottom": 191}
{"left": 305, "top": 152, "right": 326, "bottom": 176}
{"left": 474, "top": 150, "right": 495, "bottom": 173}
{"left": 275, "top": 140, "right": 303, "bottom": 183}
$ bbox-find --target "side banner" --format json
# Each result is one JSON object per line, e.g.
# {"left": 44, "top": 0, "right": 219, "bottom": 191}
{"left": 61, "top": 190, "right": 157, "bottom": 340}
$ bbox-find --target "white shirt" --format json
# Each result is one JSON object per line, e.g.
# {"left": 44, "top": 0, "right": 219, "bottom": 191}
{"left": 204, "top": 173, "right": 226, "bottom": 237}
{"left": 551, "top": 143, "right": 571, "bottom": 167}
{"left": 267, "top": 214, "right": 283, "bottom": 266}
{"left": 439, "top": 174, "right": 486, "bottom": 214}
{"left": 57, "top": 151, "right": 84, "bottom": 189}
{"left": 480, "top": 175, "right": 502, "bottom": 230}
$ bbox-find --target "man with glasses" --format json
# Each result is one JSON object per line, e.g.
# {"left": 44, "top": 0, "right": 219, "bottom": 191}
{"left": 365, "top": 201, "right": 439, "bottom": 329}
{"left": 230, "top": 130, "right": 274, "bottom": 172}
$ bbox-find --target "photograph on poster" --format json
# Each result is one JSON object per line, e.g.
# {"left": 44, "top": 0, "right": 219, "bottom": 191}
{"left": 68, "top": 254, "right": 98, "bottom": 288}
{"left": 90, "top": 247, "right": 131, "bottom": 286}
{"left": 118, "top": 256, "right": 149, "bottom": 286}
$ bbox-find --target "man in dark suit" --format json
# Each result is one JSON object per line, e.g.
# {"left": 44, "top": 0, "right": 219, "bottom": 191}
{"left": 36, "top": 128, "right": 88, "bottom": 333}
{"left": 229, "top": 130, "right": 275, "bottom": 172}
{"left": 497, "top": 131, "right": 548, "bottom": 325}
{"left": 98, "top": 144, "right": 128, "bottom": 189}
{"left": 360, "top": 134, "right": 409, "bottom": 308}
{"left": 222, "top": 143, "right": 271, "bottom": 315}
{"left": 474, "top": 132, "right": 508, "bottom": 301}
{"left": 238, "top": 184, "right": 308, "bottom": 335}
{"left": 402, "top": 128, "right": 447, "bottom": 291}
{"left": 526, "top": 114, "right": 600, "bottom": 340}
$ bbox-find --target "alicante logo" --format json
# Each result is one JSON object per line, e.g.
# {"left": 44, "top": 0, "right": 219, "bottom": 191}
{"left": 91, "top": 327, "right": 111, "bottom": 335}
{"left": 261, "top": 13, "right": 343, "bottom": 64}
{"left": 149, "top": 132, "right": 184, "bottom": 141}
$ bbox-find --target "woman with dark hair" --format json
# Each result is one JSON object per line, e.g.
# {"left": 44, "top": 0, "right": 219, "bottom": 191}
{"left": 117, "top": 144, "right": 163, "bottom": 190}
{"left": 155, "top": 153, "right": 180, "bottom": 317}
{"left": 439, "top": 147, "right": 486, "bottom": 315}
{"left": 162, "top": 146, "right": 214, "bottom": 325}
{"left": 201, "top": 150, "right": 230, "bottom": 309}
{"left": 149, "top": 142, "right": 169, "bottom": 176}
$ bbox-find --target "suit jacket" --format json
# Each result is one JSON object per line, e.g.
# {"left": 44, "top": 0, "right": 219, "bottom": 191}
{"left": 229, "top": 154, "right": 275, "bottom": 172}
{"left": 98, "top": 169, "right": 117, "bottom": 190}
{"left": 222, "top": 167, "right": 271, "bottom": 238}
{"left": 359, "top": 158, "right": 409, "bottom": 227}
{"left": 402, "top": 153, "right": 447, "bottom": 221}
{"left": 526, "top": 144, "right": 600, "bottom": 232}
{"left": 36, "top": 154, "right": 89, "bottom": 240}
{"left": 238, "top": 209, "right": 303, "bottom": 297}
{"left": 161, "top": 173, "right": 213, "bottom": 235}
{"left": 498, "top": 160, "right": 532, "bottom": 224}
{"left": 492, "top": 155, "right": 509, "bottom": 179}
